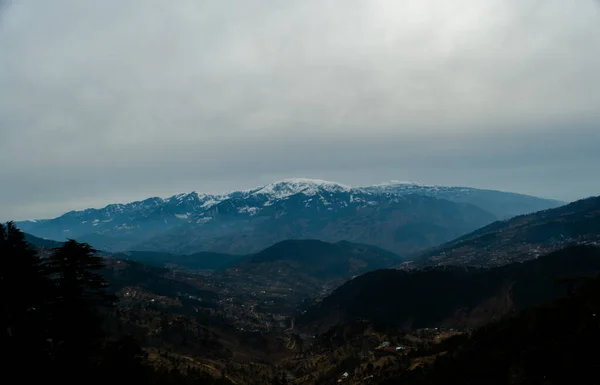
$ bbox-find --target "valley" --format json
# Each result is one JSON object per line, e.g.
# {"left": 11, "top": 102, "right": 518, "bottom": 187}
{"left": 94, "top": 242, "right": 600, "bottom": 384}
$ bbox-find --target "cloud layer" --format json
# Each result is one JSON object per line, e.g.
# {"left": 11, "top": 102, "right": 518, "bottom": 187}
{"left": 1, "top": 0, "right": 599, "bottom": 220}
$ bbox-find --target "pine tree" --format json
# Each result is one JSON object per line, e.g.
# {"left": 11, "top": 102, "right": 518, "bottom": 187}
{"left": 45, "top": 240, "right": 117, "bottom": 369}
{"left": 0, "top": 222, "right": 51, "bottom": 372}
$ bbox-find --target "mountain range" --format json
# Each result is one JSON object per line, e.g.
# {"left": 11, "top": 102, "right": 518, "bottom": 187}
{"left": 17, "top": 178, "right": 563, "bottom": 256}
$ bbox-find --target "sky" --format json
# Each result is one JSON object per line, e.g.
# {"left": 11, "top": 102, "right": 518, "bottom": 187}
{"left": 1, "top": 0, "right": 599, "bottom": 220}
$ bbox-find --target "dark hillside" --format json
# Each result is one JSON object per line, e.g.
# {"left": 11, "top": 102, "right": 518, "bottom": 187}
{"left": 239, "top": 239, "right": 403, "bottom": 280}
{"left": 420, "top": 195, "right": 600, "bottom": 267}
{"left": 299, "top": 245, "right": 600, "bottom": 332}
{"left": 386, "top": 271, "right": 600, "bottom": 385}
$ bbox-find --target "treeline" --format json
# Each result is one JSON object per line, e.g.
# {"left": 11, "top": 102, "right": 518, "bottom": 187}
{"left": 0, "top": 222, "right": 231, "bottom": 384}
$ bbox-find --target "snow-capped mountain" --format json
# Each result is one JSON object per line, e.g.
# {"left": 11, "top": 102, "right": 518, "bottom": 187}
{"left": 251, "top": 178, "right": 353, "bottom": 199}
{"left": 17, "top": 178, "right": 564, "bottom": 254}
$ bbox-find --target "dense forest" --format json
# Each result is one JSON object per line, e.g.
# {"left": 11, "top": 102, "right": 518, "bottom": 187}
{"left": 0, "top": 222, "right": 232, "bottom": 384}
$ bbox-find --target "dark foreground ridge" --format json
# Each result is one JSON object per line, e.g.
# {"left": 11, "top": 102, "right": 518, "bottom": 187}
{"left": 380, "top": 268, "right": 600, "bottom": 385}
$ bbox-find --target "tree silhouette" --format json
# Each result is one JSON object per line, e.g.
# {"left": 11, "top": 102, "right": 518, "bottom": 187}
{"left": 45, "top": 240, "right": 117, "bottom": 369}
{"left": 0, "top": 222, "right": 50, "bottom": 371}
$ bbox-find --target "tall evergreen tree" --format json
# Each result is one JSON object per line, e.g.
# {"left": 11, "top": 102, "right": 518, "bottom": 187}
{"left": 0, "top": 222, "right": 50, "bottom": 370}
{"left": 45, "top": 240, "right": 117, "bottom": 369}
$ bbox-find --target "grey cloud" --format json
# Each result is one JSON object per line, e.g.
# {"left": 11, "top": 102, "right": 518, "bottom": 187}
{"left": 1, "top": 0, "right": 599, "bottom": 220}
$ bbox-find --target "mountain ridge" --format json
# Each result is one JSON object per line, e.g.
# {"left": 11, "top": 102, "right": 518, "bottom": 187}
{"left": 418, "top": 195, "right": 600, "bottom": 267}
{"left": 361, "top": 180, "right": 565, "bottom": 219}
{"left": 16, "top": 179, "right": 563, "bottom": 255}
{"left": 18, "top": 179, "right": 564, "bottom": 224}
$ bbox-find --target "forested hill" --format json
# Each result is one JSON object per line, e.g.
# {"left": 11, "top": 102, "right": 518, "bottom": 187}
{"left": 298, "top": 245, "right": 600, "bottom": 332}
{"left": 419, "top": 195, "right": 600, "bottom": 267}
{"left": 229, "top": 239, "right": 403, "bottom": 280}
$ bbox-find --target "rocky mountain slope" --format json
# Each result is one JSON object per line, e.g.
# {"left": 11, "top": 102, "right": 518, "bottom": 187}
{"left": 17, "top": 179, "right": 562, "bottom": 255}
{"left": 419, "top": 195, "right": 600, "bottom": 267}
{"left": 298, "top": 245, "right": 600, "bottom": 333}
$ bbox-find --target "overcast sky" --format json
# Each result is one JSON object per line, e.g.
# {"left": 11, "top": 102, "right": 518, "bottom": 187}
{"left": 1, "top": 0, "right": 599, "bottom": 220}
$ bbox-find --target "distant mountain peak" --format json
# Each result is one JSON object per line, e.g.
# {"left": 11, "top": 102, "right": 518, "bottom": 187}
{"left": 170, "top": 191, "right": 210, "bottom": 201}
{"left": 171, "top": 192, "right": 190, "bottom": 201}
{"left": 165, "top": 191, "right": 225, "bottom": 210}
{"left": 251, "top": 178, "right": 353, "bottom": 199}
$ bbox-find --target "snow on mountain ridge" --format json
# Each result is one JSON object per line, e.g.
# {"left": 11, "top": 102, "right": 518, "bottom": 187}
{"left": 60, "top": 179, "right": 466, "bottom": 220}
{"left": 17, "top": 178, "right": 566, "bottom": 252}
{"left": 370, "top": 180, "right": 425, "bottom": 187}
{"left": 363, "top": 181, "right": 474, "bottom": 193}
{"left": 25, "top": 178, "right": 562, "bottom": 226}
{"left": 30, "top": 179, "right": 480, "bottom": 223}
{"left": 169, "top": 191, "right": 213, "bottom": 202}
{"left": 251, "top": 178, "right": 353, "bottom": 199}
